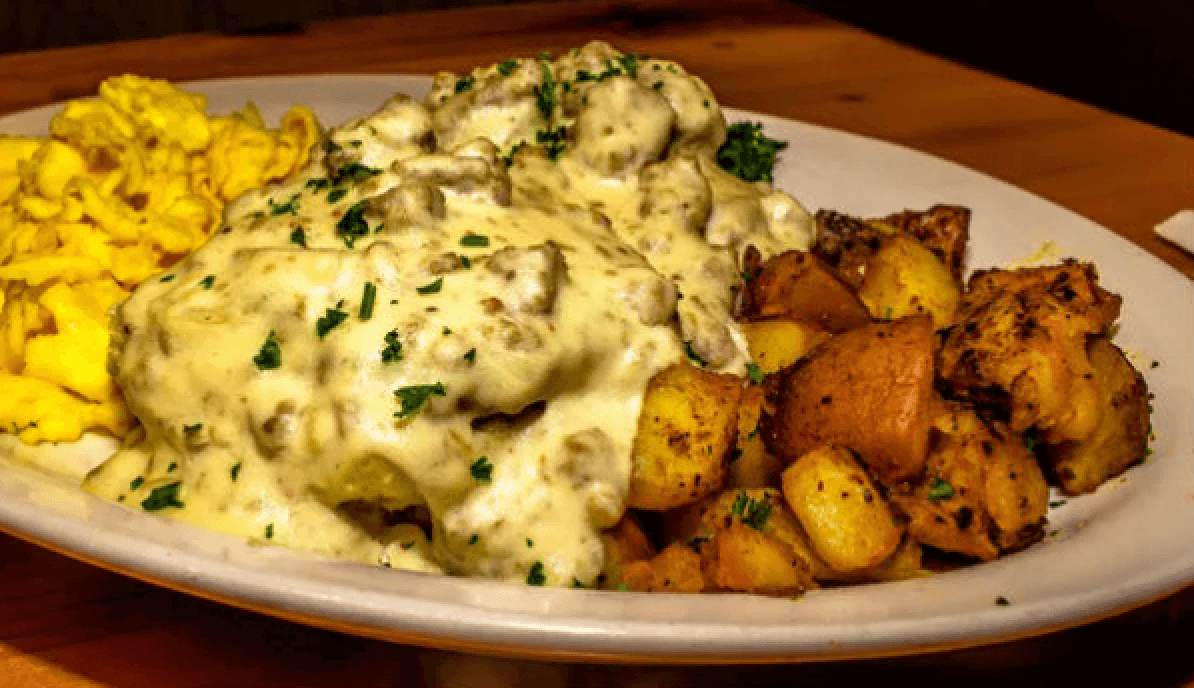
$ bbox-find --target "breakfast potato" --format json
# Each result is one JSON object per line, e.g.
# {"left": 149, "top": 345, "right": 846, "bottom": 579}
{"left": 879, "top": 204, "right": 971, "bottom": 283}
{"left": 726, "top": 386, "right": 784, "bottom": 489}
{"left": 857, "top": 233, "right": 961, "bottom": 329}
{"left": 689, "top": 488, "right": 820, "bottom": 594}
{"left": 619, "top": 542, "right": 707, "bottom": 593}
{"left": 738, "top": 250, "right": 871, "bottom": 333}
{"left": 939, "top": 261, "right": 1122, "bottom": 444}
{"left": 599, "top": 512, "right": 656, "bottom": 588}
{"left": 781, "top": 446, "right": 903, "bottom": 574}
{"left": 764, "top": 316, "right": 936, "bottom": 484}
{"left": 888, "top": 401, "right": 1047, "bottom": 560}
{"left": 1045, "top": 337, "right": 1150, "bottom": 495}
{"left": 739, "top": 319, "right": 829, "bottom": 374}
{"left": 626, "top": 363, "right": 743, "bottom": 510}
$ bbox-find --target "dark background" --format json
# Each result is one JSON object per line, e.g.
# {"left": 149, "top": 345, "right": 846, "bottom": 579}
{"left": 2, "top": 0, "right": 1191, "bottom": 136}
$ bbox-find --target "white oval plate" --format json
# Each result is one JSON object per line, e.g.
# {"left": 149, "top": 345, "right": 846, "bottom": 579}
{"left": 1, "top": 75, "right": 1191, "bottom": 662}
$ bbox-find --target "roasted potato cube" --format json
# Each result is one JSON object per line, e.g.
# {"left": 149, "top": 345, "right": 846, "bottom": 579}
{"left": 939, "top": 261, "right": 1121, "bottom": 444}
{"left": 880, "top": 204, "right": 971, "bottom": 283}
{"left": 812, "top": 209, "right": 892, "bottom": 289}
{"left": 781, "top": 446, "right": 903, "bottom": 574}
{"left": 620, "top": 542, "right": 706, "bottom": 593}
{"left": 738, "top": 250, "right": 871, "bottom": 333}
{"left": 889, "top": 401, "right": 1047, "bottom": 560}
{"left": 739, "top": 319, "right": 829, "bottom": 374}
{"left": 600, "top": 512, "right": 656, "bottom": 587}
{"left": 691, "top": 488, "right": 818, "bottom": 594}
{"left": 627, "top": 363, "right": 743, "bottom": 510}
{"left": 857, "top": 234, "right": 961, "bottom": 329}
{"left": 764, "top": 317, "right": 936, "bottom": 484}
{"left": 727, "top": 386, "right": 784, "bottom": 489}
{"left": 1045, "top": 337, "right": 1150, "bottom": 494}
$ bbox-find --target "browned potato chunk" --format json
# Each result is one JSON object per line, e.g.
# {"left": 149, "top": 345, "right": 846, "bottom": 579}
{"left": 726, "top": 386, "right": 784, "bottom": 489}
{"left": 620, "top": 543, "right": 707, "bottom": 593}
{"left": 857, "top": 234, "right": 961, "bottom": 329}
{"left": 889, "top": 401, "right": 1047, "bottom": 560}
{"left": 939, "top": 261, "right": 1121, "bottom": 444}
{"left": 739, "top": 319, "right": 830, "bottom": 374}
{"left": 781, "top": 446, "right": 903, "bottom": 574}
{"left": 764, "top": 317, "right": 936, "bottom": 484}
{"left": 599, "top": 512, "right": 656, "bottom": 588}
{"left": 627, "top": 363, "right": 743, "bottom": 510}
{"left": 880, "top": 204, "right": 971, "bottom": 283}
{"left": 690, "top": 488, "right": 818, "bottom": 595}
{"left": 739, "top": 251, "right": 871, "bottom": 332}
{"left": 1046, "top": 337, "right": 1150, "bottom": 494}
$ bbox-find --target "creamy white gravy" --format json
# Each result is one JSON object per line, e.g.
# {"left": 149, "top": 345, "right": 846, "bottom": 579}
{"left": 85, "top": 42, "right": 813, "bottom": 585}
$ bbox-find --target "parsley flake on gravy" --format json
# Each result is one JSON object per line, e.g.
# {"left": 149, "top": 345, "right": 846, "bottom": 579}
{"left": 470, "top": 456, "right": 493, "bottom": 484}
{"left": 416, "top": 277, "right": 443, "bottom": 295}
{"left": 928, "top": 477, "right": 955, "bottom": 501}
{"left": 141, "top": 482, "right": 184, "bottom": 511}
{"left": 358, "top": 282, "right": 377, "bottom": 320}
{"left": 526, "top": 561, "right": 547, "bottom": 586}
{"left": 253, "top": 330, "right": 281, "bottom": 370}
{"left": 315, "top": 304, "right": 349, "bottom": 338}
{"left": 380, "top": 331, "right": 404, "bottom": 363}
{"left": 717, "top": 121, "right": 788, "bottom": 183}
{"left": 393, "top": 382, "right": 446, "bottom": 419}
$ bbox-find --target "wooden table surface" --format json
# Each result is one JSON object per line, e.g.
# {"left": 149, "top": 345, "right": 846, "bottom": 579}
{"left": 1, "top": 1, "right": 1192, "bottom": 686}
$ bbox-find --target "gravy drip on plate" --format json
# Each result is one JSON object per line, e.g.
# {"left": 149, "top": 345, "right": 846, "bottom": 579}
{"left": 86, "top": 42, "right": 814, "bottom": 585}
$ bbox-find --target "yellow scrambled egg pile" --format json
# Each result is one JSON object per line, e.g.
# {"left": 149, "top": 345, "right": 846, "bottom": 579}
{"left": 0, "top": 75, "right": 319, "bottom": 444}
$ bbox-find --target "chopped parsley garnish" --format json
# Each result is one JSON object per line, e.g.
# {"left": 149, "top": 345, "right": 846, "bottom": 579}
{"left": 928, "top": 477, "right": 955, "bottom": 501}
{"left": 459, "top": 232, "right": 490, "bottom": 248}
{"left": 716, "top": 122, "right": 789, "bottom": 183}
{"left": 268, "top": 193, "right": 300, "bottom": 216}
{"left": 183, "top": 423, "right": 202, "bottom": 437}
{"left": 534, "top": 59, "right": 556, "bottom": 119}
{"left": 416, "top": 277, "right": 443, "bottom": 295}
{"left": 1023, "top": 435, "right": 1038, "bottom": 453}
{"left": 469, "top": 456, "right": 493, "bottom": 484}
{"left": 496, "top": 58, "right": 519, "bottom": 76}
{"left": 1049, "top": 500, "right": 1067, "bottom": 508}
{"left": 159, "top": 274, "right": 174, "bottom": 282}
{"left": 393, "top": 382, "right": 446, "bottom": 419}
{"left": 1150, "top": 360, "right": 1160, "bottom": 369}
{"left": 746, "top": 363, "right": 764, "bottom": 384}
{"left": 684, "top": 341, "right": 707, "bottom": 367}
{"left": 730, "top": 492, "right": 773, "bottom": 531}
{"left": 468, "top": 534, "right": 480, "bottom": 545}
{"left": 536, "top": 126, "right": 567, "bottom": 160}
{"left": 326, "top": 188, "right": 348, "bottom": 204}
{"left": 454, "top": 74, "right": 476, "bottom": 94}
{"left": 359, "top": 282, "right": 377, "bottom": 320}
{"left": 265, "top": 523, "right": 275, "bottom": 539}
{"left": 199, "top": 275, "right": 215, "bottom": 289}
{"left": 381, "top": 331, "right": 404, "bottom": 363}
{"left": 463, "top": 348, "right": 476, "bottom": 363}
{"left": 141, "top": 482, "right": 184, "bottom": 511}
{"left": 130, "top": 476, "right": 144, "bottom": 490}
{"left": 335, "top": 200, "right": 371, "bottom": 248}
{"left": 460, "top": 255, "right": 472, "bottom": 269}
{"left": 325, "top": 140, "right": 342, "bottom": 153}
{"left": 230, "top": 462, "right": 242, "bottom": 481}
{"left": 289, "top": 227, "right": 307, "bottom": 248}
{"left": 652, "top": 81, "right": 663, "bottom": 90}
{"left": 501, "top": 140, "right": 527, "bottom": 166}
{"left": 526, "top": 561, "right": 547, "bottom": 586}
{"left": 614, "top": 53, "right": 639, "bottom": 78}
{"left": 306, "top": 177, "right": 330, "bottom": 192}
{"left": 315, "top": 304, "right": 349, "bottom": 339}
{"left": 332, "top": 163, "right": 381, "bottom": 186}
{"left": 526, "top": 538, "right": 534, "bottom": 548}
{"left": 253, "top": 330, "right": 282, "bottom": 370}
{"left": 442, "top": 326, "right": 452, "bottom": 335}
{"left": 995, "top": 596, "right": 1010, "bottom": 606}
{"left": 167, "top": 462, "right": 177, "bottom": 472}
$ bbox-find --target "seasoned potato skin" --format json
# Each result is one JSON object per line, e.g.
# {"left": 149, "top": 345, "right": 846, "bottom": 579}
{"left": 813, "top": 205, "right": 970, "bottom": 288}
{"left": 939, "top": 261, "right": 1122, "bottom": 444}
{"left": 738, "top": 250, "right": 871, "bottom": 333}
{"left": 764, "top": 316, "right": 936, "bottom": 484}
{"left": 781, "top": 446, "right": 903, "bottom": 574}
{"left": 1046, "top": 337, "right": 1150, "bottom": 495}
{"left": 691, "top": 488, "right": 819, "bottom": 594}
{"left": 627, "top": 363, "right": 743, "bottom": 510}
{"left": 620, "top": 543, "right": 707, "bottom": 593}
{"left": 889, "top": 401, "right": 1047, "bottom": 560}
{"left": 879, "top": 204, "right": 971, "bottom": 283}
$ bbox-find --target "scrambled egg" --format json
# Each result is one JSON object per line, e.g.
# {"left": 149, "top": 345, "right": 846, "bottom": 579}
{"left": 0, "top": 75, "right": 319, "bottom": 444}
